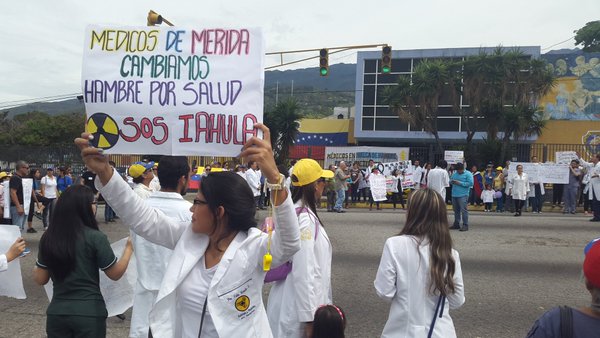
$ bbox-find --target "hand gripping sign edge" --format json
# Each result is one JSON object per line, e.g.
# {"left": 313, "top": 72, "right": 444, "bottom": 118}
{"left": 86, "top": 113, "right": 120, "bottom": 150}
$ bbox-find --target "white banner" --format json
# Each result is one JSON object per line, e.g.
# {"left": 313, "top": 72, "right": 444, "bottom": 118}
{"left": 324, "top": 146, "right": 409, "bottom": 168}
{"left": 44, "top": 237, "right": 137, "bottom": 316}
{"left": 369, "top": 174, "right": 388, "bottom": 201}
{"left": 2, "top": 179, "right": 32, "bottom": 219}
{"left": 444, "top": 150, "right": 464, "bottom": 164}
{"left": 508, "top": 163, "right": 569, "bottom": 184}
{"left": 555, "top": 151, "right": 578, "bottom": 165}
{"left": 0, "top": 225, "right": 26, "bottom": 299}
{"left": 82, "top": 26, "right": 265, "bottom": 156}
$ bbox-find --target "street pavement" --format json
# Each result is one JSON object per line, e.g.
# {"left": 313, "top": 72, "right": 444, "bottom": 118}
{"left": 1, "top": 204, "right": 598, "bottom": 338}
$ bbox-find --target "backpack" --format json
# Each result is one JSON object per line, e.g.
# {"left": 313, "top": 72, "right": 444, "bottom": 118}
{"left": 263, "top": 207, "right": 319, "bottom": 283}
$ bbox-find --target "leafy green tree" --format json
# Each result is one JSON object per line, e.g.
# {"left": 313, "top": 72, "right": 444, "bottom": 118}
{"left": 462, "top": 48, "right": 555, "bottom": 162}
{"left": 263, "top": 99, "right": 301, "bottom": 164}
{"left": 0, "top": 111, "right": 86, "bottom": 146}
{"left": 384, "top": 60, "right": 461, "bottom": 153}
{"left": 574, "top": 21, "right": 600, "bottom": 52}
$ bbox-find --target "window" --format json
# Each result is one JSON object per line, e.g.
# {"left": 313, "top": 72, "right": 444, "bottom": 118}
{"left": 362, "top": 107, "right": 374, "bottom": 116}
{"left": 375, "top": 117, "right": 408, "bottom": 131}
{"left": 363, "top": 74, "right": 376, "bottom": 84}
{"left": 391, "top": 59, "right": 411, "bottom": 72}
{"left": 437, "top": 118, "right": 460, "bottom": 131}
{"left": 362, "top": 117, "right": 374, "bottom": 130}
{"left": 363, "top": 85, "right": 376, "bottom": 105}
{"left": 364, "top": 59, "right": 377, "bottom": 73}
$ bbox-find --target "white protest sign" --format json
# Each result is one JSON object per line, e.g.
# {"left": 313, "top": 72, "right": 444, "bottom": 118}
{"left": 22, "top": 179, "right": 32, "bottom": 216}
{"left": 324, "top": 146, "right": 409, "bottom": 168}
{"left": 82, "top": 26, "right": 264, "bottom": 156}
{"left": 369, "top": 174, "right": 388, "bottom": 202}
{"left": 444, "top": 151, "right": 464, "bottom": 164}
{"left": 44, "top": 237, "right": 137, "bottom": 316}
{"left": 0, "top": 225, "right": 26, "bottom": 299}
{"left": 508, "top": 163, "right": 569, "bottom": 184}
{"left": 2, "top": 179, "right": 32, "bottom": 219}
{"left": 555, "top": 151, "right": 578, "bottom": 165}
{"left": 2, "top": 183, "right": 8, "bottom": 220}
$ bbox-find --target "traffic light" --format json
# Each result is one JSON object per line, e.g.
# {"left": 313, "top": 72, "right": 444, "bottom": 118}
{"left": 147, "top": 10, "right": 163, "bottom": 26}
{"left": 319, "top": 48, "right": 329, "bottom": 76}
{"left": 382, "top": 46, "right": 392, "bottom": 73}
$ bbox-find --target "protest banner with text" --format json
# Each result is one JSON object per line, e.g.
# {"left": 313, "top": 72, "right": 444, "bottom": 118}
{"left": 82, "top": 26, "right": 264, "bottom": 156}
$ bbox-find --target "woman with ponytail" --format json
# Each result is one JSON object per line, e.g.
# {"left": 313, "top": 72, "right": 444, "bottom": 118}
{"left": 374, "top": 188, "right": 465, "bottom": 337}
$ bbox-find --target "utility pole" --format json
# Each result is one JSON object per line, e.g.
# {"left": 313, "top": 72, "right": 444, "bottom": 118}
{"left": 291, "top": 80, "right": 294, "bottom": 97}
{"left": 275, "top": 81, "right": 279, "bottom": 105}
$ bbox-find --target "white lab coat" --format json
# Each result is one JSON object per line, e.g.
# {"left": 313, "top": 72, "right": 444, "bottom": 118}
{"left": 427, "top": 167, "right": 450, "bottom": 200}
{"left": 412, "top": 166, "right": 424, "bottom": 189}
{"left": 579, "top": 158, "right": 600, "bottom": 200}
{"left": 375, "top": 236, "right": 465, "bottom": 338}
{"left": 527, "top": 182, "right": 545, "bottom": 198}
{"left": 481, "top": 190, "right": 495, "bottom": 204}
{"left": 129, "top": 190, "right": 191, "bottom": 338}
{"left": 267, "top": 202, "right": 332, "bottom": 338}
{"left": 245, "top": 169, "right": 262, "bottom": 197}
{"left": 507, "top": 173, "right": 530, "bottom": 200}
{"left": 0, "top": 254, "right": 7, "bottom": 272}
{"left": 96, "top": 170, "right": 300, "bottom": 338}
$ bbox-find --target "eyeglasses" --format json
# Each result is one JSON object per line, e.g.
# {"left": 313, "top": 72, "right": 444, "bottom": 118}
{"left": 193, "top": 199, "right": 208, "bottom": 205}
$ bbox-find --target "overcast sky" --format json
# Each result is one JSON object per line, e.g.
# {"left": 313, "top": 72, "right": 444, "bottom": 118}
{"left": 1, "top": 0, "right": 598, "bottom": 105}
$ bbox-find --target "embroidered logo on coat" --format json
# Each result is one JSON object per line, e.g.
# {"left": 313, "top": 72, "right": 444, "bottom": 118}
{"left": 235, "top": 295, "right": 250, "bottom": 312}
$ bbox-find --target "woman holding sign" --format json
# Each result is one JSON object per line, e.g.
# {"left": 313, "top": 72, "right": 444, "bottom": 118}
{"left": 74, "top": 123, "right": 300, "bottom": 338}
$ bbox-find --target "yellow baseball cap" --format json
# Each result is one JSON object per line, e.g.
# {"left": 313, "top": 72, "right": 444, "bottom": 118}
{"left": 496, "top": 166, "right": 503, "bottom": 171}
{"left": 0, "top": 172, "right": 9, "bottom": 180}
{"left": 128, "top": 162, "right": 153, "bottom": 178}
{"left": 291, "top": 159, "right": 334, "bottom": 187}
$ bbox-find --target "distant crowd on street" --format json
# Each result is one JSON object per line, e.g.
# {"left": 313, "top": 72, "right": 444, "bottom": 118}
{"left": 1, "top": 136, "right": 599, "bottom": 337}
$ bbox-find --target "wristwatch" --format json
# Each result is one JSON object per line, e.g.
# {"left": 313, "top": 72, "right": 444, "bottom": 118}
{"left": 265, "top": 173, "right": 286, "bottom": 191}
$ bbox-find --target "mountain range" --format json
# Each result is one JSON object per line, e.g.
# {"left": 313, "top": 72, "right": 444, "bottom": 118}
{"left": 2, "top": 63, "right": 358, "bottom": 118}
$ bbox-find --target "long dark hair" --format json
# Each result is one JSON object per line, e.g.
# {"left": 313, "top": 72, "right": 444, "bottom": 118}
{"left": 312, "top": 304, "right": 346, "bottom": 338}
{"left": 400, "top": 188, "right": 456, "bottom": 296}
{"left": 39, "top": 185, "right": 98, "bottom": 282}
{"left": 200, "top": 171, "right": 257, "bottom": 249}
{"left": 291, "top": 181, "right": 324, "bottom": 227}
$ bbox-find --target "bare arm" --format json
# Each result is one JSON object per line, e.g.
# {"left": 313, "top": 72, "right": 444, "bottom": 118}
{"left": 103, "top": 238, "right": 134, "bottom": 281}
{"left": 33, "top": 266, "right": 50, "bottom": 285}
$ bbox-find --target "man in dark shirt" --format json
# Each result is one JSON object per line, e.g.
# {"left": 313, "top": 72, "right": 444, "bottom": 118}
{"left": 9, "top": 161, "right": 29, "bottom": 231}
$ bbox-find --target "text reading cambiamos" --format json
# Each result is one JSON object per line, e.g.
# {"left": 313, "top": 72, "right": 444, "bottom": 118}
{"left": 81, "top": 26, "right": 264, "bottom": 156}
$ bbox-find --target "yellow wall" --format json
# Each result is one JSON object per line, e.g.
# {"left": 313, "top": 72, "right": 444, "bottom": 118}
{"left": 535, "top": 120, "right": 600, "bottom": 144}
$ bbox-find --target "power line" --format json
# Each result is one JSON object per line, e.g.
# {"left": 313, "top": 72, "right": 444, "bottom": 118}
{"left": 541, "top": 36, "right": 575, "bottom": 51}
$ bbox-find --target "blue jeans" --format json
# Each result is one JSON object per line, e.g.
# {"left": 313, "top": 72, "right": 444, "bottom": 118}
{"left": 334, "top": 188, "right": 345, "bottom": 211}
{"left": 104, "top": 203, "right": 116, "bottom": 221}
{"left": 10, "top": 206, "right": 26, "bottom": 231}
{"left": 452, "top": 196, "right": 469, "bottom": 228}
{"left": 495, "top": 192, "right": 504, "bottom": 211}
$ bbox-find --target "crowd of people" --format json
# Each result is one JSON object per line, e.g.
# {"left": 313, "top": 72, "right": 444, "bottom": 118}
{"left": 1, "top": 135, "right": 599, "bottom": 337}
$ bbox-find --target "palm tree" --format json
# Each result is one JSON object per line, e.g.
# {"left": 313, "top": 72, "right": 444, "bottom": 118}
{"left": 385, "top": 59, "right": 460, "bottom": 153}
{"left": 462, "top": 47, "right": 555, "bottom": 162}
{"left": 263, "top": 99, "right": 301, "bottom": 164}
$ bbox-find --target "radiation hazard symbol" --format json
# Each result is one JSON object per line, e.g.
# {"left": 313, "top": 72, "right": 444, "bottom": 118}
{"left": 86, "top": 113, "right": 120, "bottom": 150}
{"left": 235, "top": 295, "right": 250, "bottom": 312}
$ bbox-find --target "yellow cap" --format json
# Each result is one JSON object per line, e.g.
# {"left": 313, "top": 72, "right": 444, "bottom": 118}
{"left": 0, "top": 172, "right": 8, "bottom": 180}
{"left": 496, "top": 166, "right": 503, "bottom": 171}
{"left": 291, "top": 159, "right": 334, "bottom": 187}
{"left": 128, "top": 163, "right": 152, "bottom": 178}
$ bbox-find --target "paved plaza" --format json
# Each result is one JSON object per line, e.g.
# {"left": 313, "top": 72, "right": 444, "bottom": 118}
{"left": 0, "top": 204, "right": 598, "bottom": 338}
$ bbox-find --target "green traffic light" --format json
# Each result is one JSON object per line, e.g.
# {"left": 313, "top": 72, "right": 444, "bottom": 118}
{"left": 382, "top": 66, "right": 391, "bottom": 73}
{"left": 320, "top": 68, "right": 328, "bottom": 76}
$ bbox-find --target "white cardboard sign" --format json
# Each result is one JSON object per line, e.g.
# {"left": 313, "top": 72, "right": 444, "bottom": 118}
{"left": 0, "top": 225, "right": 26, "bottom": 299}
{"left": 82, "top": 26, "right": 265, "bottom": 156}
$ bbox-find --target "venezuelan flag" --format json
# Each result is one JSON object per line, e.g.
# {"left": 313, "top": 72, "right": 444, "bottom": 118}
{"left": 293, "top": 119, "right": 350, "bottom": 146}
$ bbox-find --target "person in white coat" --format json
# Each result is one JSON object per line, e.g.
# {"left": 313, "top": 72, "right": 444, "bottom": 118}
{"left": 427, "top": 160, "right": 450, "bottom": 201}
{"left": 577, "top": 152, "right": 600, "bottom": 221}
{"left": 507, "top": 164, "right": 530, "bottom": 216}
{"left": 129, "top": 157, "right": 193, "bottom": 338}
{"left": 267, "top": 158, "right": 334, "bottom": 338}
{"left": 374, "top": 188, "right": 465, "bottom": 338}
{"left": 245, "top": 161, "right": 262, "bottom": 208}
{"left": 75, "top": 124, "right": 301, "bottom": 338}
